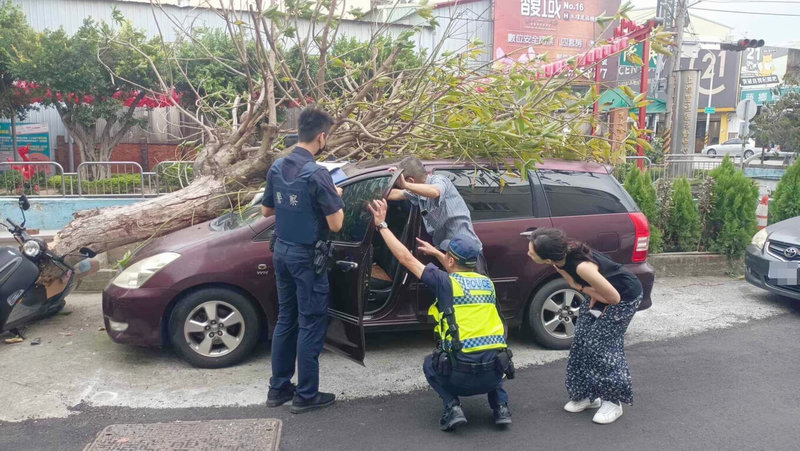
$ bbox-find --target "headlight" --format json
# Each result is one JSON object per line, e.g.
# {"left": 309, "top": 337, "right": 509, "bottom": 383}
{"left": 111, "top": 252, "right": 180, "bottom": 289}
{"left": 751, "top": 228, "right": 769, "bottom": 250}
{"left": 22, "top": 240, "right": 42, "bottom": 259}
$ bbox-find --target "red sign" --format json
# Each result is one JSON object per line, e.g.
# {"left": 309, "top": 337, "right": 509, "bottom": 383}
{"left": 493, "top": 0, "right": 621, "bottom": 63}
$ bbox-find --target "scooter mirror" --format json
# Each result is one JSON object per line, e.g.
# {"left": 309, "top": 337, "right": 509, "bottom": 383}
{"left": 19, "top": 195, "right": 30, "bottom": 211}
{"left": 80, "top": 247, "right": 97, "bottom": 258}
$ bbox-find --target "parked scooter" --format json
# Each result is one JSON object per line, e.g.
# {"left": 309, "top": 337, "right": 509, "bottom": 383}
{"left": 0, "top": 195, "right": 95, "bottom": 336}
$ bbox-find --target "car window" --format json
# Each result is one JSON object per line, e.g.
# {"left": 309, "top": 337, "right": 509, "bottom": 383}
{"left": 209, "top": 204, "right": 265, "bottom": 231}
{"left": 725, "top": 139, "right": 741, "bottom": 145}
{"left": 434, "top": 169, "right": 533, "bottom": 221}
{"left": 254, "top": 224, "right": 275, "bottom": 242}
{"left": 329, "top": 176, "right": 391, "bottom": 243}
{"left": 538, "top": 170, "right": 637, "bottom": 217}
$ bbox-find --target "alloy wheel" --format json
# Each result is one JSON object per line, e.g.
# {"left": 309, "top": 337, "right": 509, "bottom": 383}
{"left": 539, "top": 289, "right": 584, "bottom": 340}
{"left": 183, "top": 300, "right": 246, "bottom": 357}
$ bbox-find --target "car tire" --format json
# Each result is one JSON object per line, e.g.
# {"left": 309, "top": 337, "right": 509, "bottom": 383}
{"left": 526, "top": 279, "right": 586, "bottom": 350}
{"left": 706, "top": 149, "right": 716, "bottom": 157}
{"left": 744, "top": 149, "right": 754, "bottom": 159}
{"left": 169, "top": 288, "right": 262, "bottom": 368}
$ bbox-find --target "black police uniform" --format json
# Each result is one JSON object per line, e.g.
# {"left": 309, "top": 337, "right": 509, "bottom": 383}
{"left": 263, "top": 147, "right": 343, "bottom": 401}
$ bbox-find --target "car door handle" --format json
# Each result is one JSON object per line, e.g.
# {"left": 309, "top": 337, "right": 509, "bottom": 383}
{"left": 520, "top": 227, "right": 538, "bottom": 237}
{"left": 336, "top": 261, "right": 358, "bottom": 272}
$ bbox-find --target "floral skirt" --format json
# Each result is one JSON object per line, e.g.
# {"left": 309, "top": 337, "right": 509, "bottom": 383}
{"left": 565, "top": 294, "right": 642, "bottom": 405}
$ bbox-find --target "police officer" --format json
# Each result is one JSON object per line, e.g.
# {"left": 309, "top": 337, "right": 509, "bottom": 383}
{"left": 368, "top": 199, "right": 514, "bottom": 431}
{"left": 261, "top": 108, "right": 344, "bottom": 414}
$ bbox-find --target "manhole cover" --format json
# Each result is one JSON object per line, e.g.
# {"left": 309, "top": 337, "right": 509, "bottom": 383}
{"left": 84, "top": 418, "right": 281, "bottom": 451}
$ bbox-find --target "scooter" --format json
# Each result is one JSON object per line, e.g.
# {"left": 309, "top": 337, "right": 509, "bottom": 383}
{"left": 0, "top": 195, "right": 95, "bottom": 336}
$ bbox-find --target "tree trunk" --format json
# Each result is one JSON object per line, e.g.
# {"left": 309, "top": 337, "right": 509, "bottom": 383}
{"left": 41, "top": 129, "right": 280, "bottom": 282}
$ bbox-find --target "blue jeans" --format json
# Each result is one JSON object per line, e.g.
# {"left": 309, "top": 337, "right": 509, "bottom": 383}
{"left": 269, "top": 240, "right": 330, "bottom": 400}
{"left": 423, "top": 353, "right": 509, "bottom": 409}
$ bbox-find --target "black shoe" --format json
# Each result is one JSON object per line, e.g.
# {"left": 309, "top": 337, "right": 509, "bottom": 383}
{"left": 266, "top": 383, "right": 295, "bottom": 407}
{"left": 290, "top": 392, "right": 336, "bottom": 414}
{"left": 493, "top": 404, "right": 512, "bottom": 426}
{"left": 440, "top": 403, "right": 468, "bottom": 431}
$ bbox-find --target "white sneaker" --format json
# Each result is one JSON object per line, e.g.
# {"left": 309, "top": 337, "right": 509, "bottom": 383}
{"left": 592, "top": 400, "right": 623, "bottom": 424}
{"left": 563, "top": 398, "right": 602, "bottom": 413}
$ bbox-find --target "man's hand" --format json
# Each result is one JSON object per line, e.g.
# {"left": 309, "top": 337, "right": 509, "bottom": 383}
{"left": 367, "top": 199, "right": 388, "bottom": 226}
{"left": 336, "top": 186, "right": 343, "bottom": 197}
{"left": 388, "top": 167, "right": 407, "bottom": 189}
{"left": 415, "top": 238, "right": 439, "bottom": 256}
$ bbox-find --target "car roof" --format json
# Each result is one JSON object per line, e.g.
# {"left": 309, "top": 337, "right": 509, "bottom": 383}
{"left": 340, "top": 157, "right": 612, "bottom": 178}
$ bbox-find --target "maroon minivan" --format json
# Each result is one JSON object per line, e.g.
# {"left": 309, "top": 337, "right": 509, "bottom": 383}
{"left": 102, "top": 159, "right": 655, "bottom": 368}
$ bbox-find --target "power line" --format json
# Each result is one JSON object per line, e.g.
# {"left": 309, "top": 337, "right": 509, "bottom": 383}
{"left": 691, "top": 6, "right": 800, "bottom": 15}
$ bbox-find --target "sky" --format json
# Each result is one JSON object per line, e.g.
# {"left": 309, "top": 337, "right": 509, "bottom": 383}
{"left": 637, "top": 0, "right": 800, "bottom": 47}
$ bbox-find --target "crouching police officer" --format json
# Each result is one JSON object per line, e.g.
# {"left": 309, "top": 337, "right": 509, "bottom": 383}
{"left": 368, "top": 199, "right": 514, "bottom": 431}
{"left": 261, "top": 108, "right": 344, "bottom": 414}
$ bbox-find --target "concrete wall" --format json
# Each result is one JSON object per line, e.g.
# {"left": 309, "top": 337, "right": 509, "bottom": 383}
{"left": 0, "top": 197, "right": 143, "bottom": 231}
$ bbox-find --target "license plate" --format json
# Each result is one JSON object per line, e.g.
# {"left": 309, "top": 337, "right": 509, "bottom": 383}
{"left": 768, "top": 261, "right": 800, "bottom": 286}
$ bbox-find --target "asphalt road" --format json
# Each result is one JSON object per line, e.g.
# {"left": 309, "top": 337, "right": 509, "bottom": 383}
{"left": 2, "top": 279, "right": 799, "bottom": 450}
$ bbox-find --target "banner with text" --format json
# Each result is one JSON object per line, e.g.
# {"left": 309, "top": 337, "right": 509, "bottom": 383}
{"left": 493, "top": 0, "right": 621, "bottom": 63}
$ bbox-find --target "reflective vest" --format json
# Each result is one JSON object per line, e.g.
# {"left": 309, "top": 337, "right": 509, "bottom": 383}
{"left": 428, "top": 271, "right": 506, "bottom": 353}
{"left": 270, "top": 159, "right": 323, "bottom": 245}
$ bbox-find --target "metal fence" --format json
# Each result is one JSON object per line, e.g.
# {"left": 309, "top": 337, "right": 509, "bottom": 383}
{"left": 0, "top": 160, "right": 195, "bottom": 198}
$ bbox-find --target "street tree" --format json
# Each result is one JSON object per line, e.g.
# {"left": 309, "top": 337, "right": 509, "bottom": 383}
{"left": 752, "top": 91, "right": 800, "bottom": 153}
{"left": 0, "top": 1, "right": 36, "bottom": 140}
{"left": 11, "top": 10, "right": 168, "bottom": 177}
{"left": 39, "top": 0, "right": 672, "bottom": 281}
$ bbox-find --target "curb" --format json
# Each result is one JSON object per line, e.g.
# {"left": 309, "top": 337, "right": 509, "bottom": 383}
{"left": 648, "top": 252, "right": 740, "bottom": 278}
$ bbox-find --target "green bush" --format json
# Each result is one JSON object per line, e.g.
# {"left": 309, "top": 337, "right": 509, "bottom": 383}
{"left": 0, "top": 170, "right": 23, "bottom": 193}
{"left": 49, "top": 173, "right": 142, "bottom": 194}
{"left": 664, "top": 178, "right": 701, "bottom": 252}
{"left": 705, "top": 156, "right": 759, "bottom": 259}
{"left": 157, "top": 163, "right": 195, "bottom": 192}
{"left": 770, "top": 158, "right": 800, "bottom": 223}
{"left": 624, "top": 166, "right": 663, "bottom": 253}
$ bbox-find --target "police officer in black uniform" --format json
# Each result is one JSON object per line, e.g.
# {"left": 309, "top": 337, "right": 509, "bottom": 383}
{"left": 261, "top": 108, "right": 344, "bottom": 414}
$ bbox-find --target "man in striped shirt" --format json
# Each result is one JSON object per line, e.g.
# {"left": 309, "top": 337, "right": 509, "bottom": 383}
{"left": 388, "top": 156, "right": 488, "bottom": 274}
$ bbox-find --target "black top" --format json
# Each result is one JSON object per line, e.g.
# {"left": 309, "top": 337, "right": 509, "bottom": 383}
{"left": 563, "top": 249, "right": 643, "bottom": 304}
{"left": 262, "top": 147, "right": 344, "bottom": 239}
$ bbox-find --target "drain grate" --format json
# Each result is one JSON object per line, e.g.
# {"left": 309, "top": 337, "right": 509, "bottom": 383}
{"left": 84, "top": 418, "right": 282, "bottom": 451}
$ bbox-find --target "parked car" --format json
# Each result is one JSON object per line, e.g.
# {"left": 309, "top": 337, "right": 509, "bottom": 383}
{"left": 745, "top": 216, "right": 800, "bottom": 300}
{"left": 102, "top": 159, "right": 656, "bottom": 368}
{"left": 701, "top": 138, "right": 760, "bottom": 159}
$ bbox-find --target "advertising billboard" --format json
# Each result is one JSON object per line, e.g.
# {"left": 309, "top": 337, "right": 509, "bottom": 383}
{"left": 493, "top": 0, "right": 622, "bottom": 63}
{"left": 680, "top": 49, "right": 740, "bottom": 109}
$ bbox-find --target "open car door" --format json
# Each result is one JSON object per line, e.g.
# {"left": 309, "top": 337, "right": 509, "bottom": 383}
{"left": 325, "top": 170, "right": 403, "bottom": 365}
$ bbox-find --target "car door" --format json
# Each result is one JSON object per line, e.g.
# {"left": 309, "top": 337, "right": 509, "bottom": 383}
{"left": 422, "top": 166, "right": 553, "bottom": 321}
{"left": 722, "top": 139, "right": 740, "bottom": 155}
{"left": 324, "top": 171, "right": 400, "bottom": 365}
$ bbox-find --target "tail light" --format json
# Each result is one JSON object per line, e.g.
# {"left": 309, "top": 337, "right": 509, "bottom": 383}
{"left": 629, "top": 212, "right": 650, "bottom": 263}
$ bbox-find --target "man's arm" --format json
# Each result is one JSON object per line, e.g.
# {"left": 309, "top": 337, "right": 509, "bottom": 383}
{"left": 261, "top": 206, "right": 275, "bottom": 218}
{"left": 387, "top": 189, "right": 407, "bottom": 201}
{"left": 326, "top": 209, "right": 344, "bottom": 233}
{"left": 397, "top": 173, "right": 441, "bottom": 199}
{"left": 311, "top": 169, "right": 345, "bottom": 233}
{"left": 368, "top": 199, "right": 425, "bottom": 279}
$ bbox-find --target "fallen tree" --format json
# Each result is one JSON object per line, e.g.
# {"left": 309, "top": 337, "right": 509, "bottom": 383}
{"left": 39, "top": 0, "right": 671, "bottom": 281}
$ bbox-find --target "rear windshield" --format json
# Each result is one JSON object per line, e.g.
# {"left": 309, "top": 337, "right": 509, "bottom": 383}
{"left": 537, "top": 170, "right": 638, "bottom": 217}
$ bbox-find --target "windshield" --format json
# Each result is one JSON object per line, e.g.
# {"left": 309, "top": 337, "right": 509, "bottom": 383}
{"left": 209, "top": 205, "right": 265, "bottom": 231}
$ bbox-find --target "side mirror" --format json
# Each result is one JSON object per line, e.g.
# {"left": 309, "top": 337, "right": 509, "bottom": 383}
{"left": 18, "top": 195, "right": 30, "bottom": 211}
{"left": 80, "top": 247, "right": 97, "bottom": 259}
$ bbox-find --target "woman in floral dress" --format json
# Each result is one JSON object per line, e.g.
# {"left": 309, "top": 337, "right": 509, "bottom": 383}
{"left": 527, "top": 228, "right": 643, "bottom": 425}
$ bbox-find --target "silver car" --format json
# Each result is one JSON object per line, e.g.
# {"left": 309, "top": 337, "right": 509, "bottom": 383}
{"left": 701, "top": 138, "right": 758, "bottom": 159}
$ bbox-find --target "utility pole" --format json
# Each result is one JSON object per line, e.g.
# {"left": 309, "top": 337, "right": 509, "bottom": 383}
{"left": 663, "top": 0, "right": 686, "bottom": 153}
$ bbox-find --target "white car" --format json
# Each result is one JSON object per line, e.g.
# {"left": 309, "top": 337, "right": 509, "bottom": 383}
{"left": 701, "top": 138, "right": 759, "bottom": 159}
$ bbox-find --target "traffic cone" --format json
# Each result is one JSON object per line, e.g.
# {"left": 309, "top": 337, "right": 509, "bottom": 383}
{"left": 756, "top": 195, "right": 769, "bottom": 230}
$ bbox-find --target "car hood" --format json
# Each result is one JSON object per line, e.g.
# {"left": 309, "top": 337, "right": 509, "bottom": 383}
{"left": 768, "top": 216, "right": 800, "bottom": 244}
{"left": 132, "top": 220, "right": 230, "bottom": 260}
